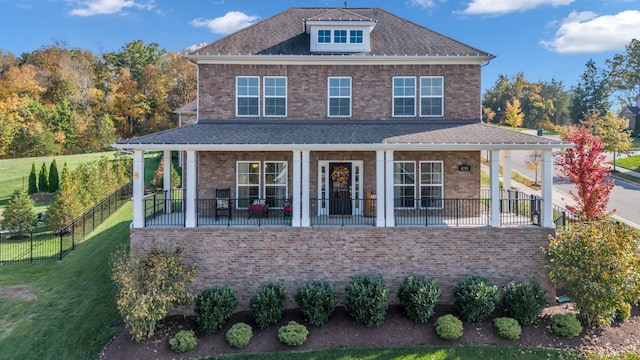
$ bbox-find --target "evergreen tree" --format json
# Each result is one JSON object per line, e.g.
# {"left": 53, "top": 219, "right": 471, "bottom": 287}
{"left": 28, "top": 163, "right": 38, "bottom": 194}
{"left": 1, "top": 188, "right": 37, "bottom": 235}
{"left": 48, "top": 159, "right": 60, "bottom": 192}
{"left": 38, "top": 162, "right": 48, "bottom": 193}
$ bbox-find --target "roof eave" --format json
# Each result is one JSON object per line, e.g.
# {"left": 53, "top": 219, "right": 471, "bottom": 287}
{"left": 185, "top": 54, "right": 495, "bottom": 66}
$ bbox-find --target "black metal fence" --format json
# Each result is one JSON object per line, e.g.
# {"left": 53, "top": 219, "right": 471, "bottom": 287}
{"left": 0, "top": 182, "right": 132, "bottom": 263}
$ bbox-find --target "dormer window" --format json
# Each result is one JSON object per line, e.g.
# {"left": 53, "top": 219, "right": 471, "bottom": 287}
{"left": 350, "top": 30, "right": 363, "bottom": 43}
{"left": 334, "top": 30, "right": 347, "bottom": 43}
{"left": 306, "top": 11, "right": 377, "bottom": 53}
{"left": 318, "top": 30, "right": 331, "bottom": 43}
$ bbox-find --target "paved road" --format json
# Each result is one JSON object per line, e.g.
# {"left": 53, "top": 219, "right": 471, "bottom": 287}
{"left": 507, "top": 149, "right": 640, "bottom": 228}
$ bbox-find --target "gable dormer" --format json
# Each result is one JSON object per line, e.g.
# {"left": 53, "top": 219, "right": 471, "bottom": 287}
{"left": 305, "top": 8, "right": 377, "bottom": 53}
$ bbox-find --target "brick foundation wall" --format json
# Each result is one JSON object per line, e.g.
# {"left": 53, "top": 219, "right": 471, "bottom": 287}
{"left": 131, "top": 226, "right": 555, "bottom": 312}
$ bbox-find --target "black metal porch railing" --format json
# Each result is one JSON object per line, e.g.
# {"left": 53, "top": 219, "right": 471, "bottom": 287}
{"left": 143, "top": 190, "right": 543, "bottom": 228}
{"left": 553, "top": 204, "right": 579, "bottom": 229}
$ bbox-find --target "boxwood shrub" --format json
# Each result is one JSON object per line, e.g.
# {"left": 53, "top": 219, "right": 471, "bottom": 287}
{"left": 226, "top": 323, "right": 253, "bottom": 348}
{"left": 454, "top": 275, "right": 500, "bottom": 322}
{"left": 397, "top": 274, "right": 441, "bottom": 323}
{"left": 249, "top": 282, "right": 286, "bottom": 329}
{"left": 550, "top": 313, "right": 583, "bottom": 338}
{"left": 435, "top": 314, "right": 463, "bottom": 340}
{"left": 493, "top": 317, "right": 522, "bottom": 340}
{"left": 169, "top": 330, "right": 197, "bottom": 353}
{"left": 194, "top": 285, "right": 238, "bottom": 333}
{"left": 502, "top": 280, "right": 547, "bottom": 325}
{"left": 278, "top": 321, "right": 309, "bottom": 346}
{"left": 295, "top": 280, "right": 337, "bottom": 327}
{"left": 345, "top": 275, "right": 389, "bottom": 327}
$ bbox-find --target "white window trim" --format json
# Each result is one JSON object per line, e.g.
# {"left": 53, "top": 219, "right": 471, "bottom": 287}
{"left": 327, "top": 76, "right": 352, "bottom": 118}
{"left": 392, "top": 76, "right": 416, "bottom": 117}
{"left": 263, "top": 76, "right": 287, "bottom": 117}
{"left": 393, "top": 161, "right": 416, "bottom": 209}
{"left": 419, "top": 161, "right": 444, "bottom": 209}
{"left": 263, "top": 161, "right": 288, "bottom": 208}
{"left": 236, "top": 76, "right": 260, "bottom": 117}
{"left": 420, "top": 76, "right": 444, "bottom": 117}
{"left": 236, "top": 161, "right": 261, "bottom": 209}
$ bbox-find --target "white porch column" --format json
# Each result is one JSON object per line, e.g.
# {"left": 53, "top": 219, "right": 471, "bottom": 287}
{"left": 292, "top": 150, "right": 302, "bottom": 227}
{"left": 489, "top": 150, "right": 501, "bottom": 227}
{"left": 503, "top": 150, "right": 512, "bottom": 191}
{"left": 132, "top": 150, "right": 145, "bottom": 228}
{"left": 384, "top": 150, "right": 395, "bottom": 227}
{"left": 184, "top": 151, "right": 197, "bottom": 228}
{"left": 301, "top": 151, "right": 310, "bottom": 227}
{"left": 541, "top": 150, "right": 554, "bottom": 228}
{"left": 375, "top": 150, "right": 385, "bottom": 227}
{"left": 163, "top": 150, "right": 172, "bottom": 214}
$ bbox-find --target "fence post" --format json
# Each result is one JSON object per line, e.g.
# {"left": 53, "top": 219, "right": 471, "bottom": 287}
{"left": 72, "top": 222, "right": 76, "bottom": 250}
{"left": 562, "top": 210, "right": 566, "bottom": 229}
{"left": 30, "top": 232, "right": 33, "bottom": 263}
{"left": 59, "top": 230, "right": 63, "bottom": 260}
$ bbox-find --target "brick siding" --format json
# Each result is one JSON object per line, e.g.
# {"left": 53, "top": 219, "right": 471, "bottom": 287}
{"left": 131, "top": 226, "right": 556, "bottom": 312}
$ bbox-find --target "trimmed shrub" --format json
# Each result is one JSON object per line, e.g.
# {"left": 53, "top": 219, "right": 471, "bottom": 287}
{"left": 615, "top": 303, "right": 631, "bottom": 322}
{"left": 502, "top": 280, "right": 548, "bottom": 325}
{"left": 493, "top": 317, "right": 522, "bottom": 340}
{"left": 28, "top": 164, "right": 38, "bottom": 194}
{"left": 550, "top": 313, "right": 583, "bottom": 338}
{"left": 169, "top": 330, "right": 197, "bottom": 353}
{"left": 295, "top": 280, "right": 337, "bottom": 327}
{"left": 226, "top": 323, "right": 253, "bottom": 348}
{"left": 278, "top": 321, "right": 309, "bottom": 346}
{"left": 454, "top": 275, "right": 500, "bottom": 322}
{"left": 435, "top": 314, "right": 463, "bottom": 340}
{"left": 38, "top": 162, "right": 48, "bottom": 193}
{"left": 195, "top": 285, "right": 238, "bottom": 334}
{"left": 344, "top": 275, "right": 389, "bottom": 327}
{"left": 48, "top": 159, "right": 59, "bottom": 192}
{"left": 397, "top": 274, "right": 441, "bottom": 323}
{"left": 249, "top": 282, "right": 286, "bottom": 329}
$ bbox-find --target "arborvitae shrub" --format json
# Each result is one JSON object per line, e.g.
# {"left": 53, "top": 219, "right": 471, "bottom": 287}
{"left": 277, "top": 321, "right": 309, "bottom": 346}
{"left": 550, "top": 313, "right": 583, "bottom": 338}
{"left": 28, "top": 164, "right": 38, "bottom": 194}
{"left": 249, "top": 282, "right": 286, "bottom": 329}
{"left": 169, "top": 330, "right": 197, "bottom": 353}
{"left": 493, "top": 317, "right": 522, "bottom": 340}
{"left": 397, "top": 274, "right": 441, "bottom": 323}
{"left": 48, "top": 159, "right": 60, "bottom": 192}
{"left": 226, "top": 323, "right": 253, "bottom": 348}
{"left": 194, "top": 285, "right": 238, "bottom": 334}
{"left": 435, "top": 314, "right": 463, "bottom": 340}
{"left": 454, "top": 275, "right": 500, "bottom": 322}
{"left": 38, "top": 162, "right": 48, "bottom": 193}
{"left": 1, "top": 188, "right": 37, "bottom": 235}
{"left": 295, "top": 280, "right": 337, "bottom": 327}
{"left": 502, "top": 280, "right": 548, "bottom": 325}
{"left": 344, "top": 275, "right": 389, "bottom": 327}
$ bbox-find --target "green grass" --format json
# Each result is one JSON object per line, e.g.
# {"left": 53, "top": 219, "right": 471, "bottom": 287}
{"left": 0, "top": 151, "right": 116, "bottom": 207}
{"left": 205, "top": 345, "right": 581, "bottom": 360}
{"left": 0, "top": 203, "right": 131, "bottom": 360}
{"left": 615, "top": 154, "right": 640, "bottom": 172}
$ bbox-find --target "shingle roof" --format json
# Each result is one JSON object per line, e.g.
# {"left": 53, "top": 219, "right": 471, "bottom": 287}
{"left": 116, "top": 120, "right": 567, "bottom": 149}
{"left": 173, "top": 100, "right": 197, "bottom": 114}
{"left": 192, "top": 8, "right": 493, "bottom": 58}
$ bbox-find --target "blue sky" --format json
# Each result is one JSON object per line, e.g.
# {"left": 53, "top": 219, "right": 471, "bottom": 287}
{"left": 1, "top": 0, "right": 639, "bottom": 96}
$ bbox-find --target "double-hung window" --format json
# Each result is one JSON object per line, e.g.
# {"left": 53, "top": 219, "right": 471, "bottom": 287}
{"left": 237, "top": 161, "right": 261, "bottom": 208}
{"left": 328, "top": 77, "right": 351, "bottom": 117}
{"left": 237, "top": 161, "right": 288, "bottom": 208}
{"left": 236, "top": 76, "right": 259, "bottom": 116}
{"left": 420, "top": 161, "right": 443, "bottom": 209}
{"left": 264, "top": 161, "right": 288, "bottom": 207}
{"left": 393, "top": 77, "right": 416, "bottom": 117}
{"left": 420, "top": 76, "right": 443, "bottom": 116}
{"left": 394, "top": 162, "right": 416, "bottom": 208}
{"left": 263, "top": 77, "right": 287, "bottom": 117}
{"left": 334, "top": 30, "right": 347, "bottom": 43}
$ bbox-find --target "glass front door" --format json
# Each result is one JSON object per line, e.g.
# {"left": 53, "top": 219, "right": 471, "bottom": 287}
{"left": 318, "top": 160, "right": 363, "bottom": 216}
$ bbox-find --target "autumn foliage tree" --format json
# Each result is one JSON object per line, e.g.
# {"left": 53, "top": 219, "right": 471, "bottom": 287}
{"left": 503, "top": 97, "right": 524, "bottom": 127}
{"left": 556, "top": 126, "right": 614, "bottom": 219}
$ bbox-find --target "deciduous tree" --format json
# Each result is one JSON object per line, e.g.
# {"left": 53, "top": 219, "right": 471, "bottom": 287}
{"left": 595, "top": 111, "right": 632, "bottom": 170}
{"left": 503, "top": 97, "right": 524, "bottom": 127}
{"left": 556, "top": 126, "right": 614, "bottom": 219}
{"left": 525, "top": 151, "right": 542, "bottom": 185}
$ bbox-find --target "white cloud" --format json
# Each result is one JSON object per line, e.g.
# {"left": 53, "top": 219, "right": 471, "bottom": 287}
{"left": 540, "top": 10, "right": 640, "bottom": 54}
{"left": 189, "top": 11, "right": 259, "bottom": 35}
{"left": 408, "top": 0, "right": 437, "bottom": 9}
{"left": 68, "top": 0, "right": 154, "bottom": 16}
{"left": 462, "top": 0, "right": 574, "bottom": 16}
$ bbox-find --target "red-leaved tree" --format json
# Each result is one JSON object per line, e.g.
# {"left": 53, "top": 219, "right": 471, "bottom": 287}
{"left": 556, "top": 126, "right": 614, "bottom": 219}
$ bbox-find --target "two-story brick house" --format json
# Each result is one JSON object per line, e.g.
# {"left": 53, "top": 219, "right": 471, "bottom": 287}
{"left": 116, "top": 7, "right": 569, "bottom": 307}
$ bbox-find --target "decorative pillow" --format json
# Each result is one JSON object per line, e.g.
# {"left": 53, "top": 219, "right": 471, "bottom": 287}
{"left": 252, "top": 199, "right": 266, "bottom": 206}
{"left": 217, "top": 199, "right": 229, "bottom": 208}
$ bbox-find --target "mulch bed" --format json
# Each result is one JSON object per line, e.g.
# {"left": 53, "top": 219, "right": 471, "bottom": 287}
{"left": 100, "top": 303, "right": 640, "bottom": 360}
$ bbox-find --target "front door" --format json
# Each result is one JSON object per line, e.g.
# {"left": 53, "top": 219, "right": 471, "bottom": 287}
{"left": 329, "top": 162, "right": 352, "bottom": 215}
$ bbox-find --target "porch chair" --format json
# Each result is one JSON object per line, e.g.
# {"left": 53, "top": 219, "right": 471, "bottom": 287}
{"left": 283, "top": 198, "right": 293, "bottom": 218}
{"left": 214, "top": 188, "right": 232, "bottom": 220}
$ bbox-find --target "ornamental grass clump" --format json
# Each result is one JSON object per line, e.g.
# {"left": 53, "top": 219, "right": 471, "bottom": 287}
{"left": 344, "top": 275, "right": 389, "bottom": 327}
{"left": 397, "top": 274, "right": 441, "bottom": 323}
{"left": 435, "top": 314, "right": 463, "bottom": 340}
{"left": 169, "top": 330, "right": 197, "bottom": 353}
{"left": 550, "top": 313, "right": 583, "bottom": 338}
{"left": 226, "top": 323, "right": 253, "bottom": 348}
{"left": 194, "top": 285, "right": 238, "bottom": 333}
{"left": 278, "top": 321, "right": 309, "bottom": 346}
{"left": 295, "top": 280, "right": 337, "bottom": 327}
{"left": 249, "top": 282, "right": 286, "bottom": 329}
{"left": 454, "top": 275, "right": 500, "bottom": 323}
{"left": 493, "top": 317, "right": 522, "bottom": 340}
{"left": 502, "top": 280, "right": 548, "bottom": 325}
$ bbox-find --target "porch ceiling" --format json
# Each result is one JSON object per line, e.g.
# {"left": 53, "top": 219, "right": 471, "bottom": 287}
{"left": 115, "top": 120, "right": 571, "bottom": 151}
